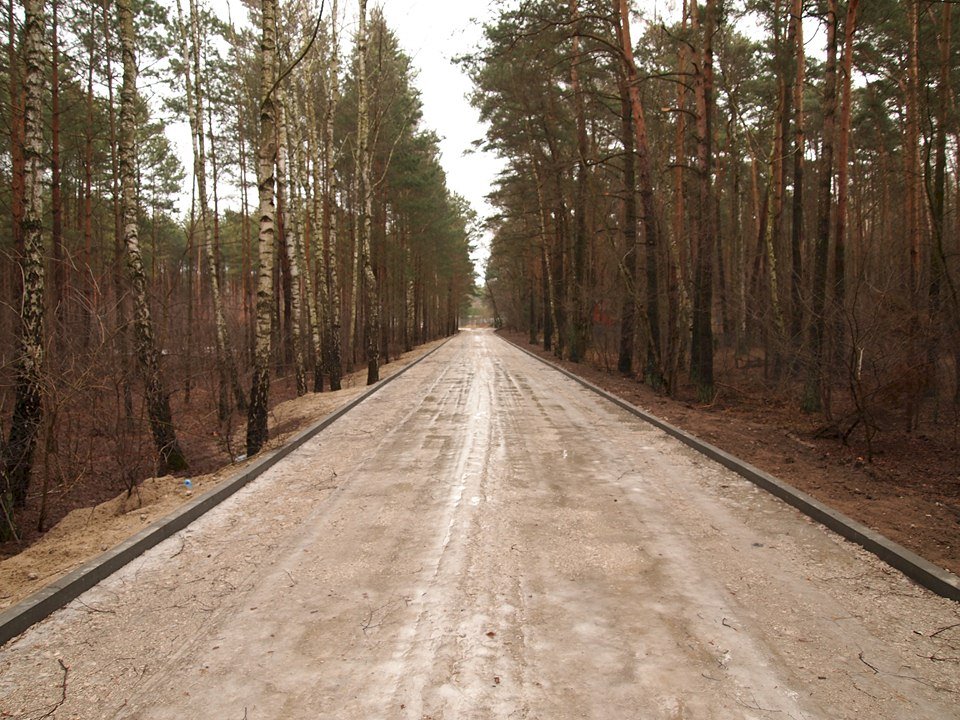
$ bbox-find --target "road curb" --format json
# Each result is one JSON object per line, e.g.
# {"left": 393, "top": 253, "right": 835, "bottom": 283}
{"left": 500, "top": 334, "right": 960, "bottom": 603}
{"left": 0, "top": 339, "right": 451, "bottom": 647}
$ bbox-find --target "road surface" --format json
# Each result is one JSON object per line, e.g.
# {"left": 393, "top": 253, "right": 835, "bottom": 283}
{"left": 2, "top": 329, "right": 959, "bottom": 719}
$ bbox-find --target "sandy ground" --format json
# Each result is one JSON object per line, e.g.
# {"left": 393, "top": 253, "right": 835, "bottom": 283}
{"left": 1, "top": 329, "right": 958, "bottom": 719}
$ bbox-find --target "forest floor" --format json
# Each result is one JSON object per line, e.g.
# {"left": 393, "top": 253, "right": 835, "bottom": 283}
{"left": 500, "top": 330, "right": 960, "bottom": 578}
{"left": 0, "top": 338, "right": 448, "bottom": 611}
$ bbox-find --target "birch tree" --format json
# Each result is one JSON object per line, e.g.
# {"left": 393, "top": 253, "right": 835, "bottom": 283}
{"left": 118, "top": 0, "right": 187, "bottom": 472}
{"left": 323, "top": 0, "right": 344, "bottom": 390}
{"left": 357, "top": 0, "right": 379, "bottom": 384}
{"left": 276, "top": 97, "right": 307, "bottom": 396}
{"left": 2, "top": 0, "right": 45, "bottom": 527}
{"left": 246, "top": 0, "right": 279, "bottom": 455}
{"left": 179, "top": 0, "right": 246, "bottom": 420}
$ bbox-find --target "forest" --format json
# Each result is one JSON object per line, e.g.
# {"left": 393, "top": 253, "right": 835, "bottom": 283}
{"left": 3, "top": 0, "right": 960, "bottom": 553}
{"left": 0, "top": 0, "right": 476, "bottom": 542}
{"left": 473, "top": 0, "right": 960, "bottom": 460}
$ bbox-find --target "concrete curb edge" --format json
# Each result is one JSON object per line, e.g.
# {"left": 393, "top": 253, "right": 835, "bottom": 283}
{"left": 500, "top": 334, "right": 960, "bottom": 603}
{"left": 0, "top": 338, "right": 451, "bottom": 646}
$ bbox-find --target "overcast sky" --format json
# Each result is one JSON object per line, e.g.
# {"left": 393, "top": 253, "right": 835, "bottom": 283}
{"left": 180, "top": 0, "right": 679, "bottom": 272}
{"left": 374, "top": 0, "right": 506, "bottom": 269}
{"left": 372, "top": 0, "right": 676, "bottom": 269}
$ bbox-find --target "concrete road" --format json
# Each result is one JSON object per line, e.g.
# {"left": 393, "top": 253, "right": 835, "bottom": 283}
{"left": 2, "top": 329, "right": 959, "bottom": 719}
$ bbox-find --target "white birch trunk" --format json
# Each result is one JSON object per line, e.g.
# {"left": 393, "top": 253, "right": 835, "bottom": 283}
{"left": 3, "top": 0, "right": 45, "bottom": 520}
{"left": 276, "top": 98, "right": 307, "bottom": 396}
{"left": 290, "top": 68, "right": 324, "bottom": 393}
{"left": 246, "top": 0, "right": 279, "bottom": 456}
{"left": 357, "top": 0, "right": 379, "bottom": 385}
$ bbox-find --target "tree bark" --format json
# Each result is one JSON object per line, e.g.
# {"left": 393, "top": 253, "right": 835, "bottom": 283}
{"left": 322, "top": 0, "right": 343, "bottom": 390}
{"left": 617, "top": 70, "right": 638, "bottom": 376}
{"left": 531, "top": 155, "right": 560, "bottom": 352}
{"left": 788, "top": 0, "right": 805, "bottom": 362}
{"left": 567, "top": 0, "right": 590, "bottom": 363}
{"left": 7, "top": 0, "right": 23, "bottom": 260}
{"left": 276, "top": 98, "right": 307, "bottom": 396}
{"left": 802, "top": 0, "right": 838, "bottom": 413}
{"left": 3, "top": 0, "right": 45, "bottom": 523}
{"left": 51, "top": 0, "right": 65, "bottom": 344}
{"left": 357, "top": 0, "right": 380, "bottom": 385}
{"left": 247, "top": 0, "right": 279, "bottom": 456}
{"left": 103, "top": 0, "right": 134, "bottom": 422}
{"left": 291, "top": 70, "right": 324, "bottom": 394}
{"left": 614, "top": 0, "right": 664, "bottom": 389}
{"left": 118, "top": 0, "right": 187, "bottom": 472}
{"left": 690, "top": 0, "right": 717, "bottom": 400}
{"left": 832, "top": 0, "right": 859, "bottom": 367}
{"left": 81, "top": 0, "right": 96, "bottom": 345}
{"left": 906, "top": 0, "right": 922, "bottom": 299}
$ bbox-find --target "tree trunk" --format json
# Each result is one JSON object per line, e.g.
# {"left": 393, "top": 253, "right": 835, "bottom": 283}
{"left": 81, "top": 0, "right": 95, "bottom": 345}
{"left": 103, "top": 0, "right": 134, "bottom": 422}
{"left": 181, "top": 0, "right": 246, "bottom": 421}
{"left": 228, "top": 20, "right": 254, "bottom": 364}
{"left": 617, "top": 71, "right": 638, "bottom": 376}
{"left": 276, "top": 99, "right": 307, "bottom": 396}
{"left": 906, "top": 0, "right": 922, "bottom": 299}
{"left": 615, "top": 0, "right": 664, "bottom": 389}
{"left": 118, "top": 0, "right": 187, "bottom": 473}
{"left": 2, "top": 0, "right": 45, "bottom": 526}
{"left": 324, "top": 1, "right": 344, "bottom": 390}
{"left": 247, "top": 0, "right": 279, "bottom": 456}
{"left": 690, "top": 0, "right": 717, "bottom": 401}
{"left": 833, "top": 0, "right": 860, "bottom": 368}
{"left": 788, "top": 0, "right": 805, "bottom": 363}
{"left": 567, "top": 0, "right": 590, "bottom": 363}
{"left": 357, "top": 0, "right": 380, "bottom": 385}
{"left": 7, "top": 0, "right": 23, "bottom": 259}
{"left": 51, "top": 0, "right": 64, "bottom": 345}
{"left": 802, "top": 0, "right": 838, "bottom": 413}
{"left": 768, "top": 0, "right": 790, "bottom": 372}
{"left": 531, "top": 154, "right": 560, "bottom": 352}
{"left": 667, "top": 0, "right": 690, "bottom": 393}
{"left": 292, "top": 70, "right": 325, "bottom": 394}
{"left": 927, "top": 3, "right": 959, "bottom": 407}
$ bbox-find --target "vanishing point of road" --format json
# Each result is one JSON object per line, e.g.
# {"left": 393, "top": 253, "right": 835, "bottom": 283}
{"left": 2, "top": 329, "right": 958, "bottom": 719}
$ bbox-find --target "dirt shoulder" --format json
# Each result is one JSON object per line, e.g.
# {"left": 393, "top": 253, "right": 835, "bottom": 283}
{"left": 0, "top": 339, "right": 448, "bottom": 612}
{"left": 499, "top": 331, "right": 960, "bottom": 578}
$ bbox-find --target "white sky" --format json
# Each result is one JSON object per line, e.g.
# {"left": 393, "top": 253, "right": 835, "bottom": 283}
{"left": 376, "top": 0, "right": 505, "bottom": 270}
{"left": 374, "top": 0, "right": 674, "bottom": 270}
{"left": 174, "top": 0, "right": 679, "bottom": 273}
